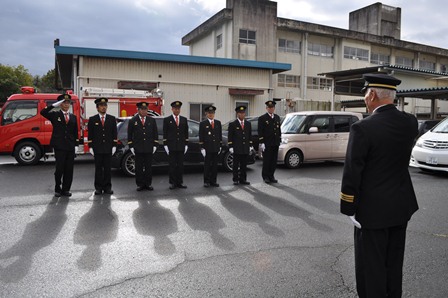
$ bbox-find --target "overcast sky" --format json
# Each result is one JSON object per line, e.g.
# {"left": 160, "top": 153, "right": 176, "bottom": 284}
{"left": 1, "top": 0, "right": 447, "bottom": 76}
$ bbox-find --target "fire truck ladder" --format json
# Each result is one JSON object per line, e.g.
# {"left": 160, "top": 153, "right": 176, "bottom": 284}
{"left": 81, "top": 87, "right": 156, "bottom": 98}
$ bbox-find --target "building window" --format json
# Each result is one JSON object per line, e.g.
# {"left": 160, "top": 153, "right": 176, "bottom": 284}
{"left": 190, "top": 103, "right": 213, "bottom": 122}
{"left": 344, "top": 46, "right": 369, "bottom": 61}
{"left": 278, "top": 39, "right": 301, "bottom": 53}
{"left": 239, "top": 29, "right": 256, "bottom": 44}
{"left": 308, "top": 43, "right": 334, "bottom": 58}
{"left": 278, "top": 74, "right": 300, "bottom": 88}
{"left": 216, "top": 34, "right": 222, "bottom": 50}
{"left": 307, "top": 77, "right": 333, "bottom": 91}
{"left": 441, "top": 64, "right": 447, "bottom": 73}
{"left": 371, "top": 53, "right": 390, "bottom": 65}
{"left": 419, "top": 60, "right": 436, "bottom": 72}
{"left": 395, "top": 56, "right": 413, "bottom": 68}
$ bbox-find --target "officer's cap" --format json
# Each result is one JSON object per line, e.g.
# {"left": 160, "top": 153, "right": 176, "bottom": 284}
{"left": 57, "top": 94, "right": 72, "bottom": 103}
{"left": 265, "top": 100, "right": 276, "bottom": 107}
{"left": 235, "top": 105, "right": 247, "bottom": 113}
{"left": 94, "top": 97, "right": 108, "bottom": 105}
{"left": 361, "top": 73, "right": 401, "bottom": 93}
{"left": 137, "top": 102, "right": 148, "bottom": 109}
{"left": 171, "top": 101, "right": 182, "bottom": 107}
{"left": 204, "top": 105, "right": 216, "bottom": 113}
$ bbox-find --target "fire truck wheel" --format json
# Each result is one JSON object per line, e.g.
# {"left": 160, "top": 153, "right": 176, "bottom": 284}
{"left": 14, "top": 141, "right": 42, "bottom": 165}
{"left": 121, "top": 151, "right": 136, "bottom": 177}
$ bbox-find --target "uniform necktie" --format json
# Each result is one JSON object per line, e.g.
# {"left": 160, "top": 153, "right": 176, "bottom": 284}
{"left": 241, "top": 121, "right": 244, "bottom": 130}
{"left": 211, "top": 120, "right": 214, "bottom": 129}
{"left": 65, "top": 113, "right": 69, "bottom": 124}
{"left": 175, "top": 116, "right": 179, "bottom": 126}
{"left": 141, "top": 117, "right": 145, "bottom": 126}
{"left": 270, "top": 114, "right": 274, "bottom": 119}
{"left": 101, "top": 116, "right": 105, "bottom": 126}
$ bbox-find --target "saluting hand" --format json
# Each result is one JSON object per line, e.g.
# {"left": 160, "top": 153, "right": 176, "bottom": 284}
{"left": 52, "top": 99, "right": 65, "bottom": 107}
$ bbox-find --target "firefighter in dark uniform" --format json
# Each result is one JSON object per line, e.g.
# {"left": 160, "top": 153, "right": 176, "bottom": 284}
{"left": 128, "top": 102, "right": 158, "bottom": 191}
{"left": 228, "top": 106, "right": 253, "bottom": 185}
{"left": 340, "top": 73, "right": 419, "bottom": 298}
{"left": 87, "top": 97, "right": 118, "bottom": 195}
{"left": 163, "top": 101, "right": 189, "bottom": 189}
{"left": 199, "top": 105, "right": 222, "bottom": 187}
{"left": 258, "top": 100, "right": 281, "bottom": 183}
{"left": 40, "top": 94, "right": 79, "bottom": 197}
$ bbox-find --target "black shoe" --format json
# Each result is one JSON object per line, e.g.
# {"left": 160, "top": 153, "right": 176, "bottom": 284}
{"left": 62, "top": 191, "right": 72, "bottom": 197}
{"left": 137, "top": 186, "right": 145, "bottom": 191}
{"left": 263, "top": 178, "right": 271, "bottom": 184}
{"left": 240, "top": 181, "right": 250, "bottom": 185}
{"left": 94, "top": 190, "right": 102, "bottom": 195}
{"left": 146, "top": 185, "right": 154, "bottom": 191}
{"left": 210, "top": 183, "right": 220, "bottom": 187}
{"left": 54, "top": 191, "right": 61, "bottom": 197}
{"left": 233, "top": 181, "right": 239, "bottom": 185}
{"left": 104, "top": 189, "right": 114, "bottom": 195}
{"left": 204, "top": 183, "right": 210, "bottom": 188}
{"left": 177, "top": 184, "right": 187, "bottom": 189}
{"left": 270, "top": 178, "right": 278, "bottom": 183}
{"left": 169, "top": 184, "right": 177, "bottom": 190}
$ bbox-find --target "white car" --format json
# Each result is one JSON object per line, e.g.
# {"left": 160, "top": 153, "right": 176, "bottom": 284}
{"left": 410, "top": 116, "right": 448, "bottom": 172}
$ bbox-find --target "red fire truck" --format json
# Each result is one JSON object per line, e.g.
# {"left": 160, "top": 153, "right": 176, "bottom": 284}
{"left": 0, "top": 86, "right": 163, "bottom": 165}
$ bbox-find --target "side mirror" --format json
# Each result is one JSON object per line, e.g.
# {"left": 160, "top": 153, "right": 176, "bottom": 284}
{"left": 309, "top": 127, "right": 318, "bottom": 134}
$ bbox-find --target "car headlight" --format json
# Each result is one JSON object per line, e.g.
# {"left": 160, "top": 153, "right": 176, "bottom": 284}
{"left": 415, "top": 138, "right": 423, "bottom": 148}
{"left": 281, "top": 137, "right": 288, "bottom": 144}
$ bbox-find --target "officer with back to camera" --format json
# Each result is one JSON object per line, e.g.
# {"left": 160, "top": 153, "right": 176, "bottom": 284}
{"left": 258, "top": 100, "right": 281, "bottom": 183}
{"left": 40, "top": 93, "right": 79, "bottom": 197}
{"left": 128, "top": 102, "right": 158, "bottom": 191}
{"left": 199, "top": 105, "right": 222, "bottom": 187}
{"left": 163, "top": 101, "right": 189, "bottom": 189}
{"left": 87, "top": 97, "right": 118, "bottom": 195}
{"left": 340, "top": 73, "right": 419, "bottom": 298}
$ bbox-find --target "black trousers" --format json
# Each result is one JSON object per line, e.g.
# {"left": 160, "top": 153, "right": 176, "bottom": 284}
{"left": 233, "top": 153, "right": 248, "bottom": 182}
{"left": 168, "top": 150, "right": 184, "bottom": 185}
{"left": 54, "top": 149, "right": 75, "bottom": 192}
{"left": 262, "top": 145, "right": 279, "bottom": 180}
{"left": 135, "top": 152, "right": 153, "bottom": 187}
{"left": 204, "top": 151, "right": 218, "bottom": 184}
{"left": 354, "top": 223, "right": 408, "bottom": 298}
{"left": 94, "top": 153, "right": 112, "bottom": 191}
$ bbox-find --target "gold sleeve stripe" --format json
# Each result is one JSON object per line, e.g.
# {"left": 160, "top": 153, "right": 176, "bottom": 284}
{"left": 86, "top": 140, "right": 92, "bottom": 143}
{"left": 340, "top": 192, "right": 354, "bottom": 203}
{"left": 128, "top": 141, "right": 133, "bottom": 144}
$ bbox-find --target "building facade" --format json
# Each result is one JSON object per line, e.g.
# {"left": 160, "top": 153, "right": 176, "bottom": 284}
{"left": 182, "top": 0, "right": 448, "bottom": 117}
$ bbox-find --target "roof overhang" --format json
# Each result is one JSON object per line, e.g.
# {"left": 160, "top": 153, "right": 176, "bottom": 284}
{"left": 319, "top": 65, "right": 448, "bottom": 98}
{"left": 55, "top": 45, "right": 291, "bottom": 89}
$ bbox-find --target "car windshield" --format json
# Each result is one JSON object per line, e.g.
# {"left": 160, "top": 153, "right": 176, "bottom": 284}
{"left": 432, "top": 117, "right": 448, "bottom": 133}
{"left": 281, "top": 114, "right": 307, "bottom": 134}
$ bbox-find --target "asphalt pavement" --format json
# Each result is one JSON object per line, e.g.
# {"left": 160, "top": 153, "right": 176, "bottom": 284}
{"left": 0, "top": 156, "right": 447, "bottom": 297}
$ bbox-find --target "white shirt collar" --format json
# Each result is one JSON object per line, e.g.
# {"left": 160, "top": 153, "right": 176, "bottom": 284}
{"left": 99, "top": 113, "right": 106, "bottom": 119}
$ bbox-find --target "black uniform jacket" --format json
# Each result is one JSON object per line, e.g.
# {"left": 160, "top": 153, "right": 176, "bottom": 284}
{"left": 228, "top": 119, "right": 252, "bottom": 155}
{"left": 40, "top": 106, "right": 79, "bottom": 151}
{"left": 340, "top": 104, "right": 419, "bottom": 229}
{"left": 199, "top": 119, "right": 222, "bottom": 153}
{"left": 258, "top": 112, "right": 281, "bottom": 146}
{"left": 87, "top": 114, "right": 118, "bottom": 154}
{"left": 163, "top": 115, "right": 189, "bottom": 151}
{"left": 127, "top": 115, "right": 158, "bottom": 153}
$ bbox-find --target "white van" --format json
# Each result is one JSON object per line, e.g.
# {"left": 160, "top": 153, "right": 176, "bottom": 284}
{"left": 410, "top": 116, "right": 448, "bottom": 172}
{"left": 278, "top": 111, "right": 363, "bottom": 168}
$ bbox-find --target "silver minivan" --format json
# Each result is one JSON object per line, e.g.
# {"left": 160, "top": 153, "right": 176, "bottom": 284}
{"left": 278, "top": 111, "right": 363, "bottom": 168}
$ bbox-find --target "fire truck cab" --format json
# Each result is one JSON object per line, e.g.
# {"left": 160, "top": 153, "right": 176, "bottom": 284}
{"left": 0, "top": 87, "right": 82, "bottom": 165}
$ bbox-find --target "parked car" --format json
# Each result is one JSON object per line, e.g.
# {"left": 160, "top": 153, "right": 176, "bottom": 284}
{"left": 112, "top": 116, "right": 256, "bottom": 176}
{"left": 410, "top": 116, "right": 448, "bottom": 172}
{"left": 416, "top": 119, "right": 440, "bottom": 141}
{"left": 277, "top": 111, "right": 363, "bottom": 168}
